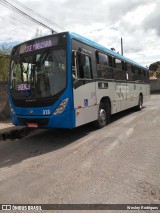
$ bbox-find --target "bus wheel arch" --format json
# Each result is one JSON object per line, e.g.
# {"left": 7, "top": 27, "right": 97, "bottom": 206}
{"left": 94, "top": 97, "right": 111, "bottom": 128}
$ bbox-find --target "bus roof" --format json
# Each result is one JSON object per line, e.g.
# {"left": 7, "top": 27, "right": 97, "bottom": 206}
{"left": 69, "top": 32, "right": 148, "bottom": 71}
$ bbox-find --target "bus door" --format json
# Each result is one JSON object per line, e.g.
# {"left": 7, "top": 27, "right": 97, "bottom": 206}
{"left": 72, "top": 51, "right": 97, "bottom": 127}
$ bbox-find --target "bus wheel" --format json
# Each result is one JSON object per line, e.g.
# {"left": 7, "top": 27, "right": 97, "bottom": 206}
{"left": 137, "top": 95, "right": 143, "bottom": 111}
{"left": 94, "top": 102, "right": 110, "bottom": 128}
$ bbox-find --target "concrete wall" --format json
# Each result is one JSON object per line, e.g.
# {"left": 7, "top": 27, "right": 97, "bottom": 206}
{"left": 150, "top": 79, "right": 160, "bottom": 93}
{"left": 0, "top": 82, "right": 10, "bottom": 120}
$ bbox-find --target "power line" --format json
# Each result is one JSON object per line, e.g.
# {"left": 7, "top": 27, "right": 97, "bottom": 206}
{"left": 0, "top": 0, "right": 56, "bottom": 33}
{"left": 0, "top": 0, "right": 57, "bottom": 34}
{"left": 0, "top": 5, "right": 37, "bottom": 39}
{"left": 0, "top": 21, "right": 34, "bottom": 42}
{"left": 0, "top": 16, "right": 35, "bottom": 43}
{"left": 0, "top": 4, "right": 43, "bottom": 36}
{"left": 6, "top": 16, "right": 36, "bottom": 33}
{"left": 11, "top": 0, "right": 65, "bottom": 31}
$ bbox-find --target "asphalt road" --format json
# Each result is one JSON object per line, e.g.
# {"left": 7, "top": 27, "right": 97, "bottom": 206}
{"left": 0, "top": 95, "right": 160, "bottom": 212}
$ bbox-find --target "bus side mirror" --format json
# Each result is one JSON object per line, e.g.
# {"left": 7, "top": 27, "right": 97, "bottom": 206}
{"left": 78, "top": 53, "right": 86, "bottom": 67}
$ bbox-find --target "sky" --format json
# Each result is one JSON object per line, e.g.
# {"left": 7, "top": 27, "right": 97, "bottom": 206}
{"left": 0, "top": 0, "right": 160, "bottom": 67}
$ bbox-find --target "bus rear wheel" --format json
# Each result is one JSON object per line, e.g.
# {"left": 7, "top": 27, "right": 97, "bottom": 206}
{"left": 94, "top": 102, "right": 110, "bottom": 128}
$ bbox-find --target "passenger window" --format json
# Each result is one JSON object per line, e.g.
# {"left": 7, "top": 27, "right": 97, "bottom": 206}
{"left": 98, "top": 52, "right": 108, "bottom": 65}
{"left": 112, "top": 58, "right": 116, "bottom": 68}
{"left": 96, "top": 52, "right": 114, "bottom": 80}
{"left": 126, "top": 63, "right": 133, "bottom": 81}
{"left": 138, "top": 68, "right": 142, "bottom": 75}
{"left": 114, "top": 59, "right": 126, "bottom": 81}
{"left": 134, "top": 67, "right": 139, "bottom": 75}
{"left": 108, "top": 56, "right": 112, "bottom": 67}
{"left": 143, "top": 70, "right": 146, "bottom": 76}
{"left": 83, "top": 55, "right": 92, "bottom": 79}
{"left": 131, "top": 66, "right": 135, "bottom": 74}
{"left": 115, "top": 59, "right": 122, "bottom": 70}
{"left": 126, "top": 63, "right": 132, "bottom": 72}
{"left": 133, "top": 67, "right": 141, "bottom": 81}
{"left": 122, "top": 61, "right": 125, "bottom": 70}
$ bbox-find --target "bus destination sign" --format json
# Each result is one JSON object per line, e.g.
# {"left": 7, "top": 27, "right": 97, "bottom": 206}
{"left": 25, "top": 40, "right": 52, "bottom": 53}
{"left": 18, "top": 36, "right": 60, "bottom": 54}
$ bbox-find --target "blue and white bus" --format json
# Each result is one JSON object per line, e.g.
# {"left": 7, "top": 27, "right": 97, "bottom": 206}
{"left": 9, "top": 32, "right": 150, "bottom": 129}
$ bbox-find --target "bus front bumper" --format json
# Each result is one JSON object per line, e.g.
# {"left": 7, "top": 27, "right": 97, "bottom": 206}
{"left": 11, "top": 110, "right": 76, "bottom": 129}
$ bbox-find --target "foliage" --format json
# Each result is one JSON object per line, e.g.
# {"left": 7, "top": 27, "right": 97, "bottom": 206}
{"left": 149, "top": 63, "right": 158, "bottom": 71}
{"left": 0, "top": 51, "right": 10, "bottom": 82}
{"left": 149, "top": 61, "right": 160, "bottom": 78}
{"left": 0, "top": 43, "right": 13, "bottom": 55}
{"left": 156, "top": 67, "right": 160, "bottom": 75}
{"left": 0, "top": 42, "right": 14, "bottom": 82}
{"left": 149, "top": 61, "right": 160, "bottom": 71}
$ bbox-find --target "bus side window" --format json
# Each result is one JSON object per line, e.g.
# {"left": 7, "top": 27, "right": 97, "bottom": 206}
{"left": 97, "top": 52, "right": 108, "bottom": 79}
{"left": 134, "top": 66, "right": 139, "bottom": 81}
{"left": 114, "top": 58, "right": 126, "bottom": 81}
{"left": 78, "top": 54, "right": 92, "bottom": 79}
{"left": 108, "top": 56, "right": 114, "bottom": 79}
{"left": 122, "top": 61, "right": 126, "bottom": 70}
{"left": 112, "top": 58, "right": 116, "bottom": 68}
{"left": 108, "top": 56, "right": 113, "bottom": 67}
{"left": 115, "top": 58, "right": 122, "bottom": 70}
{"left": 98, "top": 52, "right": 108, "bottom": 65}
{"left": 131, "top": 65, "right": 135, "bottom": 74}
{"left": 72, "top": 51, "right": 77, "bottom": 79}
{"left": 126, "top": 63, "right": 133, "bottom": 81}
{"left": 138, "top": 68, "right": 143, "bottom": 82}
{"left": 96, "top": 52, "right": 113, "bottom": 80}
{"left": 83, "top": 55, "right": 92, "bottom": 79}
{"left": 142, "top": 69, "right": 146, "bottom": 82}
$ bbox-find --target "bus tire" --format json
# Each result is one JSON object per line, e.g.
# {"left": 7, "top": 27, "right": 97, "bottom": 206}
{"left": 94, "top": 101, "right": 110, "bottom": 128}
{"left": 137, "top": 95, "right": 143, "bottom": 111}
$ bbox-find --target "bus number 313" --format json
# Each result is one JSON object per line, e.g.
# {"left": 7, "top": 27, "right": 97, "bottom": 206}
{"left": 43, "top": 110, "right": 50, "bottom": 115}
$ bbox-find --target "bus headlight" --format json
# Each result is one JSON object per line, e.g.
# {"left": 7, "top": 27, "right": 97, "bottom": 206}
{"left": 53, "top": 98, "right": 69, "bottom": 115}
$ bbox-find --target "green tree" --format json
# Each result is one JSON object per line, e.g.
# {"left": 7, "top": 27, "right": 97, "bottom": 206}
{"left": 0, "top": 43, "right": 12, "bottom": 55}
{"left": 0, "top": 51, "right": 10, "bottom": 82}
{"left": 156, "top": 67, "right": 160, "bottom": 75}
{"left": 149, "top": 61, "right": 160, "bottom": 78}
{"left": 149, "top": 61, "right": 160, "bottom": 71}
{"left": 149, "top": 62, "right": 158, "bottom": 71}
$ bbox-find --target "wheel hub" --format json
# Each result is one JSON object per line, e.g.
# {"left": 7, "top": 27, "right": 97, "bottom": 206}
{"left": 99, "top": 109, "right": 106, "bottom": 122}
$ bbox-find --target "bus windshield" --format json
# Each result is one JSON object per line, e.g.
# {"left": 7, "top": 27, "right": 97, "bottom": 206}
{"left": 10, "top": 47, "right": 66, "bottom": 100}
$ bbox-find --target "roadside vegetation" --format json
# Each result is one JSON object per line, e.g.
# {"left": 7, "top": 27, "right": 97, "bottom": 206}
{"left": 149, "top": 61, "right": 160, "bottom": 78}
{"left": 0, "top": 44, "right": 12, "bottom": 82}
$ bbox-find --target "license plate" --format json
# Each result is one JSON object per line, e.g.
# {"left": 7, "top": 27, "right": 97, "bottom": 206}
{"left": 27, "top": 123, "right": 38, "bottom": 128}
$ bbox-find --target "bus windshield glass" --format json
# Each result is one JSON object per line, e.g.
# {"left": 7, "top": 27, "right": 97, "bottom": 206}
{"left": 10, "top": 47, "right": 66, "bottom": 100}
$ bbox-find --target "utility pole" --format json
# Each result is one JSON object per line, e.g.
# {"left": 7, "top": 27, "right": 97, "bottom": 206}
{"left": 121, "top": 37, "right": 123, "bottom": 56}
